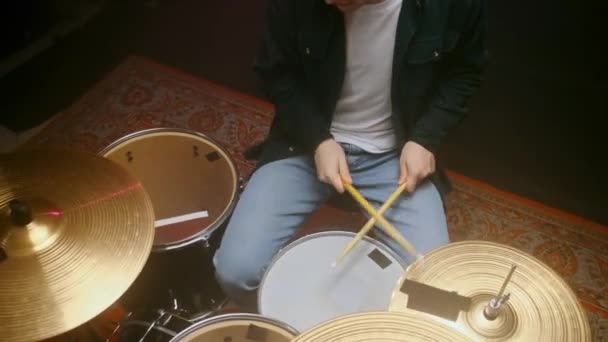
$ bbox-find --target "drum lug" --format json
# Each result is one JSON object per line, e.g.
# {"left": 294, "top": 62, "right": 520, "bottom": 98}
{"left": 201, "top": 234, "right": 211, "bottom": 248}
{"left": 238, "top": 177, "right": 245, "bottom": 192}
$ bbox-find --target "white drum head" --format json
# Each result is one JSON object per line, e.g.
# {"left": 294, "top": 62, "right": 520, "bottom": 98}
{"left": 258, "top": 231, "right": 407, "bottom": 332}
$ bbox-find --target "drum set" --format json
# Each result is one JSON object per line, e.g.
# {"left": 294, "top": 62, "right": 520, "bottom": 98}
{"left": 0, "top": 128, "right": 593, "bottom": 341}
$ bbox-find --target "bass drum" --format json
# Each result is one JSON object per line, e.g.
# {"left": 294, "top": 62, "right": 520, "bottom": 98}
{"left": 100, "top": 128, "right": 240, "bottom": 314}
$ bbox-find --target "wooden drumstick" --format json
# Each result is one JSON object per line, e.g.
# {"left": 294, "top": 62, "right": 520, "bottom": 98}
{"left": 335, "top": 183, "right": 408, "bottom": 264}
{"left": 342, "top": 182, "right": 421, "bottom": 260}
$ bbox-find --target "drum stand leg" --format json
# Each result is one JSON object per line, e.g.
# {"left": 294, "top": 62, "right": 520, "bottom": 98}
{"left": 168, "top": 289, "right": 181, "bottom": 312}
{"left": 105, "top": 311, "right": 133, "bottom": 342}
{"left": 136, "top": 310, "right": 172, "bottom": 342}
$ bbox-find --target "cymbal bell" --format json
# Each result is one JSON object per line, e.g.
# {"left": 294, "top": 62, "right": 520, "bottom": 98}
{"left": 292, "top": 310, "right": 474, "bottom": 342}
{"left": 0, "top": 149, "right": 155, "bottom": 342}
{"left": 389, "top": 241, "right": 591, "bottom": 341}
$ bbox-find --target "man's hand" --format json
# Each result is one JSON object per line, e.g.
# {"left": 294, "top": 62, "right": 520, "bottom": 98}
{"left": 314, "top": 139, "right": 352, "bottom": 193}
{"left": 399, "top": 141, "right": 435, "bottom": 192}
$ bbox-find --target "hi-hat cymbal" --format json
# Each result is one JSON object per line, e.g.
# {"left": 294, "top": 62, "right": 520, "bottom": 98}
{"left": 389, "top": 241, "right": 591, "bottom": 341}
{"left": 0, "top": 149, "right": 155, "bottom": 342}
{"left": 292, "top": 310, "right": 474, "bottom": 342}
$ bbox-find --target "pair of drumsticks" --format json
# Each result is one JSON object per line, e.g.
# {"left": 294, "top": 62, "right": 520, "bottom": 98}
{"left": 335, "top": 182, "right": 423, "bottom": 264}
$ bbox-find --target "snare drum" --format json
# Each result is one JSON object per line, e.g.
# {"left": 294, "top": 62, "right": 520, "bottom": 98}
{"left": 100, "top": 128, "right": 239, "bottom": 252}
{"left": 170, "top": 313, "right": 298, "bottom": 342}
{"left": 258, "top": 231, "right": 407, "bottom": 332}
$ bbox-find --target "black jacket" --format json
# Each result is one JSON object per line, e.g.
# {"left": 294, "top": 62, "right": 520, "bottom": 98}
{"left": 250, "top": 0, "right": 487, "bottom": 196}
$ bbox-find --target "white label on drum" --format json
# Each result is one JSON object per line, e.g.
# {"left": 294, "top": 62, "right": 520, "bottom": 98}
{"left": 154, "top": 210, "right": 209, "bottom": 227}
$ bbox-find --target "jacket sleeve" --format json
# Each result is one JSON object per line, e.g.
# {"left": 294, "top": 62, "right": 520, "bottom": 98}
{"left": 253, "top": 0, "right": 333, "bottom": 153}
{"left": 409, "top": 0, "right": 487, "bottom": 154}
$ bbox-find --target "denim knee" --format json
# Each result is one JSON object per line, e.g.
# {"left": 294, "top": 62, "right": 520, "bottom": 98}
{"left": 213, "top": 247, "right": 262, "bottom": 299}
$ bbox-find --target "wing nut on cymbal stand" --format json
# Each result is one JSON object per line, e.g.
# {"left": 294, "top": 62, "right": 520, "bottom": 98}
{"left": 483, "top": 293, "right": 511, "bottom": 321}
{"left": 1, "top": 199, "right": 34, "bottom": 262}
{"left": 483, "top": 264, "right": 517, "bottom": 321}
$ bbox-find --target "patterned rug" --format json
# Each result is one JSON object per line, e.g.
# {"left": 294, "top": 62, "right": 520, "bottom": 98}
{"left": 23, "top": 55, "right": 608, "bottom": 340}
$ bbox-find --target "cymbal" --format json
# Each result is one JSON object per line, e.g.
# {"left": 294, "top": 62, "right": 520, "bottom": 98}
{"left": 291, "top": 310, "right": 474, "bottom": 342}
{"left": 389, "top": 241, "right": 591, "bottom": 341}
{"left": 0, "top": 149, "right": 155, "bottom": 342}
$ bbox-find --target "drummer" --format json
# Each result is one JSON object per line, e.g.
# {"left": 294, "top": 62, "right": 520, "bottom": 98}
{"left": 213, "top": 0, "right": 487, "bottom": 311}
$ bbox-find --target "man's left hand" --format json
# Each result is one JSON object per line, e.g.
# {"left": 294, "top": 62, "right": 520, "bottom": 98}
{"left": 399, "top": 141, "right": 436, "bottom": 192}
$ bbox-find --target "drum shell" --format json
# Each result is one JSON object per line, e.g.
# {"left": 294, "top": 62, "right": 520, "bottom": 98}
{"left": 100, "top": 128, "right": 238, "bottom": 314}
{"left": 169, "top": 313, "right": 298, "bottom": 342}
{"left": 99, "top": 127, "right": 239, "bottom": 252}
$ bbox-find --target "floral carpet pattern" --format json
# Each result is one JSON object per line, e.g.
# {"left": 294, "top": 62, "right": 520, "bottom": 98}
{"left": 24, "top": 56, "right": 608, "bottom": 340}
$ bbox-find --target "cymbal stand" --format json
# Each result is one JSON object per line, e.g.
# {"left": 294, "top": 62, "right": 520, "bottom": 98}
{"left": 484, "top": 264, "right": 517, "bottom": 320}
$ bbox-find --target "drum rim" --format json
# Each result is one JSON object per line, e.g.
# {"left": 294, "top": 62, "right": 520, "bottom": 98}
{"left": 168, "top": 312, "right": 299, "bottom": 341}
{"left": 115, "top": 319, "right": 180, "bottom": 337}
{"left": 110, "top": 309, "right": 193, "bottom": 340}
{"left": 99, "top": 127, "right": 240, "bottom": 252}
{"left": 257, "top": 230, "right": 408, "bottom": 312}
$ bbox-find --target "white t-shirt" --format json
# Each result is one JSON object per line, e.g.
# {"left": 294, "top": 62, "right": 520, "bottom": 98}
{"left": 330, "top": 0, "right": 403, "bottom": 153}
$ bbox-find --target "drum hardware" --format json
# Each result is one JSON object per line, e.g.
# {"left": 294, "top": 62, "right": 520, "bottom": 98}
{"left": 192, "top": 145, "right": 199, "bottom": 157}
{"left": 1, "top": 199, "right": 33, "bottom": 261}
{"left": 106, "top": 311, "right": 134, "bottom": 342}
{"left": 483, "top": 264, "right": 516, "bottom": 321}
{"left": 5, "top": 198, "right": 33, "bottom": 225}
{"left": 105, "top": 308, "right": 193, "bottom": 342}
{"left": 0, "top": 149, "right": 155, "bottom": 342}
{"left": 483, "top": 293, "right": 511, "bottom": 321}
{"left": 134, "top": 310, "right": 182, "bottom": 341}
{"left": 166, "top": 289, "right": 184, "bottom": 312}
{"left": 199, "top": 231, "right": 213, "bottom": 248}
{"left": 186, "top": 307, "right": 218, "bottom": 323}
{"left": 238, "top": 176, "right": 245, "bottom": 193}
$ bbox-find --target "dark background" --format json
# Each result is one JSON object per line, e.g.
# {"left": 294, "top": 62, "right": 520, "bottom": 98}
{"left": 1, "top": 0, "right": 606, "bottom": 225}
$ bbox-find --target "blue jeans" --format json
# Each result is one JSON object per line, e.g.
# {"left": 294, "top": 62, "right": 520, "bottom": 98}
{"left": 212, "top": 143, "right": 449, "bottom": 310}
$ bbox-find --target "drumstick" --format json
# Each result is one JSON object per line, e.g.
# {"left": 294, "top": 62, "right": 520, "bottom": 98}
{"left": 335, "top": 183, "right": 407, "bottom": 265}
{"left": 343, "top": 182, "right": 421, "bottom": 260}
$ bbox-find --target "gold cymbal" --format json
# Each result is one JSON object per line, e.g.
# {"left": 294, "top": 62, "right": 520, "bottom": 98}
{"left": 291, "top": 310, "right": 474, "bottom": 342}
{"left": 389, "top": 241, "right": 591, "bottom": 341}
{"left": 0, "top": 149, "right": 155, "bottom": 342}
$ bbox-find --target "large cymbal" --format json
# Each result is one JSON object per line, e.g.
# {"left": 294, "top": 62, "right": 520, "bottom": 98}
{"left": 389, "top": 241, "right": 591, "bottom": 341}
{"left": 292, "top": 310, "right": 474, "bottom": 342}
{"left": 0, "top": 149, "right": 155, "bottom": 342}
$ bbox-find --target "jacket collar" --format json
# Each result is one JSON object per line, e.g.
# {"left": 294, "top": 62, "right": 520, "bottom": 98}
{"left": 393, "top": 0, "right": 423, "bottom": 74}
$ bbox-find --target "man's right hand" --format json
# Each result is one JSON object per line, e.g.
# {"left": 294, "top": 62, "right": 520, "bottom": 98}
{"left": 314, "top": 139, "right": 352, "bottom": 193}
